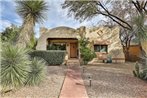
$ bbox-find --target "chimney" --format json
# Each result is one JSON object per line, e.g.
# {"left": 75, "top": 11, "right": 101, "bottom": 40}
{"left": 40, "top": 27, "right": 48, "bottom": 35}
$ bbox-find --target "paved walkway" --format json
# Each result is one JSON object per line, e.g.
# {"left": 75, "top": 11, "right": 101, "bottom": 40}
{"left": 59, "top": 64, "right": 88, "bottom": 98}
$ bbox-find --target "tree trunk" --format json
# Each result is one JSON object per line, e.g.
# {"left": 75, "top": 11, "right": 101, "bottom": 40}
{"left": 123, "top": 46, "right": 130, "bottom": 61}
{"left": 17, "top": 16, "right": 34, "bottom": 48}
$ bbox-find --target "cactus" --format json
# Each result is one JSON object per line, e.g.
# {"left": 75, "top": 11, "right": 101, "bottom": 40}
{"left": 133, "top": 62, "right": 140, "bottom": 77}
{"left": 133, "top": 62, "right": 147, "bottom": 80}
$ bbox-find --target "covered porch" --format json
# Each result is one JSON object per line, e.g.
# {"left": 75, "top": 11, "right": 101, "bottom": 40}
{"left": 47, "top": 38, "right": 80, "bottom": 59}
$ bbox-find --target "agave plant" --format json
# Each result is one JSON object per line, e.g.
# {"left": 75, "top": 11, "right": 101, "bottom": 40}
{"left": 25, "top": 58, "right": 47, "bottom": 86}
{"left": 1, "top": 43, "right": 31, "bottom": 91}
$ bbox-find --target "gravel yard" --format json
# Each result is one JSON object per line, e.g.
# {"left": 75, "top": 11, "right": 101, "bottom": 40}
{"left": 82, "top": 63, "right": 147, "bottom": 98}
{"left": 1, "top": 66, "right": 66, "bottom": 98}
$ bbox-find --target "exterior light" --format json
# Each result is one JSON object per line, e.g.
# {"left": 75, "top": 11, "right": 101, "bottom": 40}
{"left": 83, "top": 66, "right": 85, "bottom": 73}
{"left": 88, "top": 75, "right": 92, "bottom": 87}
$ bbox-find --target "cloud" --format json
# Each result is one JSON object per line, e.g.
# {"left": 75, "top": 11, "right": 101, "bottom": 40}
{"left": 0, "top": 20, "right": 11, "bottom": 32}
{"left": 14, "top": 18, "right": 22, "bottom": 25}
{"left": 1, "top": 0, "right": 105, "bottom": 37}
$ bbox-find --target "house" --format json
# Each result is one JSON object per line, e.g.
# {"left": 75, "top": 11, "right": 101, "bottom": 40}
{"left": 36, "top": 26, "right": 80, "bottom": 59}
{"left": 36, "top": 26, "right": 125, "bottom": 63}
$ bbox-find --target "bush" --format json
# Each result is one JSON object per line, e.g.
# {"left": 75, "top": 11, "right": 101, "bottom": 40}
{"left": 1, "top": 25, "right": 20, "bottom": 43}
{"left": 29, "top": 50, "right": 66, "bottom": 65}
{"left": 1, "top": 43, "right": 30, "bottom": 91}
{"left": 80, "top": 47, "right": 96, "bottom": 64}
{"left": 79, "top": 37, "right": 96, "bottom": 65}
{"left": 133, "top": 62, "right": 147, "bottom": 80}
{"left": 25, "top": 58, "right": 47, "bottom": 86}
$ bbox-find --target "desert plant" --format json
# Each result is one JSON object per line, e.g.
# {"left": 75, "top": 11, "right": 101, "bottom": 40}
{"left": 133, "top": 62, "right": 147, "bottom": 80}
{"left": 16, "top": 1, "right": 48, "bottom": 47}
{"left": 133, "top": 62, "right": 140, "bottom": 77}
{"left": 25, "top": 58, "right": 47, "bottom": 86}
{"left": 1, "top": 43, "right": 30, "bottom": 91}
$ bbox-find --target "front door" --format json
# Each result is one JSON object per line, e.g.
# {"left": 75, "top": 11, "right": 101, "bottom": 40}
{"left": 70, "top": 43, "right": 77, "bottom": 58}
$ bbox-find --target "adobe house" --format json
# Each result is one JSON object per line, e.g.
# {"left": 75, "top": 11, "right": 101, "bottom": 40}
{"left": 36, "top": 26, "right": 125, "bottom": 63}
{"left": 36, "top": 26, "right": 80, "bottom": 59}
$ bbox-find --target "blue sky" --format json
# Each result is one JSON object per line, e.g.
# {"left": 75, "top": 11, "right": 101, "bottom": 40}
{"left": 0, "top": 0, "right": 105, "bottom": 38}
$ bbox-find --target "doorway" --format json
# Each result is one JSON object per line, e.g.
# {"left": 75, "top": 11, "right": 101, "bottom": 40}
{"left": 70, "top": 43, "right": 77, "bottom": 58}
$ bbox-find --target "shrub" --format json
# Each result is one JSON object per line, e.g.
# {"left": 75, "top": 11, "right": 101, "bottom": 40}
{"left": 25, "top": 58, "right": 47, "bottom": 86}
{"left": 1, "top": 25, "right": 20, "bottom": 43}
{"left": 29, "top": 50, "right": 66, "bottom": 65}
{"left": 80, "top": 47, "right": 96, "bottom": 64}
{"left": 1, "top": 43, "right": 30, "bottom": 91}
{"left": 79, "top": 37, "right": 96, "bottom": 65}
{"left": 133, "top": 62, "right": 147, "bottom": 80}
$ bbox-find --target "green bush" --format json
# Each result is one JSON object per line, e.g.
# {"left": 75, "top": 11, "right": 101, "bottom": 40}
{"left": 1, "top": 43, "right": 30, "bottom": 91}
{"left": 79, "top": 37, "right": 96, "bottom": 65}
{"left": 1, "top": 25, "right": 20, "bottom": 44}
{"left": 29, "top": 50, "right": 66, "bottom": 65}
{"left": 80, "top": 47, "right": 96, "bottom": 64}
{"left": 26, "top": 58, "right": 47, "bottom": 86}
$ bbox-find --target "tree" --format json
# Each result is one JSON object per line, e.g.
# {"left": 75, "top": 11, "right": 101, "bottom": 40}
{"left": 62, "top": 0, "right": 133, "bottom": 30}
{"left": 119, "top": 29, "right": 134, "bottom": 60}
{"left": 15, "top": 0, "right": 48, "bottom": 48}
{"left": 62, "top": 0, "right": 147, "bottom": 64}
{"left": 1, "top": 24, "right": 20, "bottom": 44}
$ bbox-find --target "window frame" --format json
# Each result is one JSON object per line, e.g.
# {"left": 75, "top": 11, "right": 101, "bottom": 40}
{"left": 94, "top": 44, "right": 108, "bottom": 53}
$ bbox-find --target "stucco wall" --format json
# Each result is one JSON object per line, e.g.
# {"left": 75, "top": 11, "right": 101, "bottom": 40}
{"left": 86, "top": 26, "right": 125, "bottom": 63}
{"left": 36, "top": 35, "right": 47, "bottom": 50}
{"left": 36, "top": 26, "right": 125, "bottom": 63}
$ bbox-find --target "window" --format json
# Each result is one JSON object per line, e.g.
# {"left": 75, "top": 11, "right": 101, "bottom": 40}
{"left": 47, "top": 43, "right": 66, "bottom": 50}
{"left": 94, "top": 45, "right": 108, "bottom": 52}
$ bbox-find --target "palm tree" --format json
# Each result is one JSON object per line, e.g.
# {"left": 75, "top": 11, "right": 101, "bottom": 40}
{"left": 16, "top": 0, "right": 48, "bottom": 48}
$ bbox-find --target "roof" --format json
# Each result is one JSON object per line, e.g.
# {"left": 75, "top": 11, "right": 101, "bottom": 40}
{"left": 42, "top": 26, "right": 78, "bottom": 39}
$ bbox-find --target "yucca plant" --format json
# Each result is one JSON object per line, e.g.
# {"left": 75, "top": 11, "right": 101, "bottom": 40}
{"left": 25, "top": 58, "right": 47, "bottom": 86}
{"left": 15, "top": 0, "right": 48, "bottom": 47}
{"left": 1, "top": 43, "right": 31, "bottom": 91}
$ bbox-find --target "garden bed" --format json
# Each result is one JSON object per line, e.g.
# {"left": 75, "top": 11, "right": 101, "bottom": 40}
{"left": 1, "top": 66, "right": 66, "bottom": 98}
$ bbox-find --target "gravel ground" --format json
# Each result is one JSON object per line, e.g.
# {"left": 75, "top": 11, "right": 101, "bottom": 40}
{"left": 82, "top": 62, "right": 147, "bottom": 98}
{"left": 1, "top": 65, "right": 66, "bottom": 98}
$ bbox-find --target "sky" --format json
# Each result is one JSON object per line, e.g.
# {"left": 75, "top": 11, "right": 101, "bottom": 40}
{"left": 0, "top": 0, "right": 104, "bottom": 38}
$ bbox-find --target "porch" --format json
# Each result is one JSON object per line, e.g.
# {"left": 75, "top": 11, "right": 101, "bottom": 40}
{"left": 47, "top": 38, "right": 80, "bottom": 59}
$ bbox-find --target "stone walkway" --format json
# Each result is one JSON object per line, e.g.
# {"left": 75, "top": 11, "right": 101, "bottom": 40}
{"left": 59, "top": 64, "right": 88, "bottom": 98}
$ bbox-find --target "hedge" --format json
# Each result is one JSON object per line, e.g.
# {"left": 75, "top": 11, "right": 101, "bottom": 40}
{"left": 29, "top": 50, "right": 66, "bottom": 65}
